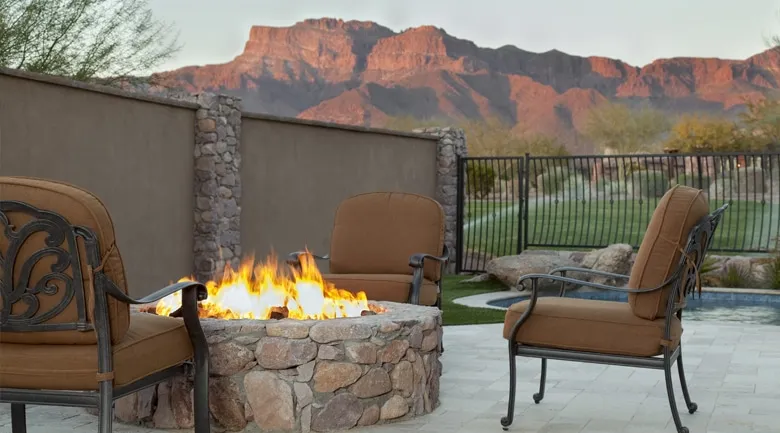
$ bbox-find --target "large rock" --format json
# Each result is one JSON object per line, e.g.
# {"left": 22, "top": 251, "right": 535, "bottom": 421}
{"left": 580, "top": 243, "right": 634, "bottom": 285}
{"left": 244, "top": 371, "right": 295, "bottom": 432}
{"left": 313, "top": 362, "right": 363, "bottom": 393}
{"left": 486, "top": 251, "right": 575, "bottom": 290}
{"left": 255, "top": 337, "right": 317, "bottom": 370}
{"left": 311, "top": 392, "right": 363, "bottom": 432}
{"left": 209, "top": 377, "right": 247, "bottom": 431}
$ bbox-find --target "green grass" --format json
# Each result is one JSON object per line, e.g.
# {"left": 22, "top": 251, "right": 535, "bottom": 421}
{"left": 441, "top": 275, "right": 508, "bottom": 326}
{"left": 463, "top": 198, "right": 780, "bottom": 258}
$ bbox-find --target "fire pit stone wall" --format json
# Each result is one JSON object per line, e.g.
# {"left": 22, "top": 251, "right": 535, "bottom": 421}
{"left": 115, "top": 301, "right": 443, "bottom": 432}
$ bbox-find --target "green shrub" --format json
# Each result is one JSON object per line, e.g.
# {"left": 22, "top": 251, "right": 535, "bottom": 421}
{"left": 699, "top": 255, "right": 721, "bottom": 287}
{"left": 629, "top": 170, "right": 670, "bottom": 198}
{"left": 536, "top": 167, "right": 572, "bottom": 195}
{"left": 466, "top": 164, "right": 497, "bottom": 198}
{"left": 673, "top": 173, "right": 712, "bottom": 190}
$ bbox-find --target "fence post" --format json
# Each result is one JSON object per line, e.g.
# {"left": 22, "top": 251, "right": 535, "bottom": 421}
{"left": 523, "top": 153, "right": 531, "bottom": 251}
{"left": 455, "top": 155, "right": 464, "bottom": 273}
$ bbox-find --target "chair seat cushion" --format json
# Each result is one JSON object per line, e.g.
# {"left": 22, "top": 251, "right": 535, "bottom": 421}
{"left": 502, "top": 297, "right": 682, "bottom": 357}
{"left": 323, "top": 274, "right": 439, "bottom": 306}
{"left": 0, "top": 313, "right": 193, "bottom": 391}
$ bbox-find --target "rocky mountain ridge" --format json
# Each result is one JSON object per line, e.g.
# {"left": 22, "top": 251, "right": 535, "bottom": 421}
{"left": 152, "top": 18, "right": 780, "bottom": 153}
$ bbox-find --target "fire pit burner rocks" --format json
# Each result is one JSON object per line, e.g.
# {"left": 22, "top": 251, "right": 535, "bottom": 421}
{"left": 115, "top": 301, "right": 443, "bottom": 432}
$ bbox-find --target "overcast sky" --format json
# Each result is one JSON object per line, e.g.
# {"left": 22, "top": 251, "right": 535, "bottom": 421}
{"left": 148, "top": 0, "right": 780, "bottom": 72}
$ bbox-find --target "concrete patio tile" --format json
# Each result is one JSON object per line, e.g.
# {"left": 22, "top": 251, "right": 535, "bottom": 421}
{"left": 3, "top": 320, "right": 780, "bottom": 432}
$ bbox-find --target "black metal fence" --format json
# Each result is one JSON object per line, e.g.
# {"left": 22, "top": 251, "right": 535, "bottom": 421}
{"left": 456, "top": 151, "right": 780, "bottom": 273}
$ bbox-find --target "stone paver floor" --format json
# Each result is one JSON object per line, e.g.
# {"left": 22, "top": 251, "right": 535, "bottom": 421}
{"left": 3, "top": 320, "right": 780, "bottom": 432}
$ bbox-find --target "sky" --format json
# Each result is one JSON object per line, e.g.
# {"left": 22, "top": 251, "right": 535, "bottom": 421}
{"left": 148, "top": 0, "right": 780, "bottom": 72}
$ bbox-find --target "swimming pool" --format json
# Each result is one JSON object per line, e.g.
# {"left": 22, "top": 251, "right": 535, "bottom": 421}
{"left": 487, "top": 291, "right": 780, "bottom": 326}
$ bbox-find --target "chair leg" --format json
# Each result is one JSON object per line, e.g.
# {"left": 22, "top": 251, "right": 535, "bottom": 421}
{"left": 193, "top": 343, "right": 211, "bottom": 432}
{"left": 98, "top": 381, "right": 114, "bottom": 433}
{"left": 11, "top": 403, "right": 26, "bottom": 433}
{"left": 677, "top": 348, "right": 698, "bottom": 414}
{"left": 664, "top": 349, "right": 689, "bottom": 433}
{"left": 500, "top": 341, "right": 518, "bottom": 430}
{"left": 533, "top": 358, "right": 547, "bottom": 404}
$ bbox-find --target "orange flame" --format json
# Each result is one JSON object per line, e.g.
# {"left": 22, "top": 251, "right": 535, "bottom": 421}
{"left": 154, "top": 252, "right": 385, "bottom": 319}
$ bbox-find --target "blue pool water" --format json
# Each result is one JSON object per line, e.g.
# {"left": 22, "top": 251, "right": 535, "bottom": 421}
{"left": 487, "top": 291, "right": 780, "bottom": 326}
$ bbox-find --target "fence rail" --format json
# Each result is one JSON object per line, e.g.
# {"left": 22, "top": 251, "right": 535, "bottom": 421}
{"left": 456, "top": 152, "right": 780, "bottom": 273}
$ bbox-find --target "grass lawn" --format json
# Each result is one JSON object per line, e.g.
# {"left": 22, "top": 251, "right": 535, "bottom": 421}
{"left": 463, "top": 198, "right": 780, "bottom": 258}
{"left": 441, "top": 275, "right": 508, "bottom": 326}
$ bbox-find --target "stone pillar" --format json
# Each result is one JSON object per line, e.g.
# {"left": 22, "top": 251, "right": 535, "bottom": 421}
{"left": 414, "top": 127, "right": 467, "bottom": 273}
{"left": 193, "top": 93, "right": 243, "bottom": 282}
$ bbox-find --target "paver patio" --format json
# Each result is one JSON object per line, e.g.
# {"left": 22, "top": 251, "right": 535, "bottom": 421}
{"left": 2, "top": 320, "right": 780, "bottom": 433}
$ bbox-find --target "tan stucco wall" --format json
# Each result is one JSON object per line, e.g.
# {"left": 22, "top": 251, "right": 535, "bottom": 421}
{"left": 0, "top": 70, "right": 196, "bottom": 297}
{"left": 240, "top": 114, "right": 439, "bottom": 270}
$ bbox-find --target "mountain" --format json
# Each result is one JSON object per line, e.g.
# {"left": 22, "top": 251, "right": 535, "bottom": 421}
{"left": 151, "top": 18, "right": 780, "bottom": 154}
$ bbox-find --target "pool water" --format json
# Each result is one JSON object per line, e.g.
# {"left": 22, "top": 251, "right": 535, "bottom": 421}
{"left": 487, "top": 291, "right": 780, "bottom": 326}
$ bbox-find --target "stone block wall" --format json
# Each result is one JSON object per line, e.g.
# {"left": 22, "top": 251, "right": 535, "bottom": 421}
{"left": 185, "top": 93, "right": 467, "bottom": 281}
{"left": 414, "top": 127, "right": 468, "bottom": 272}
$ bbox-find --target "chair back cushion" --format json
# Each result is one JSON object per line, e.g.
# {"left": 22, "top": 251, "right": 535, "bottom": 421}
{"left": 0, "top": 177, "right": 130, "bottom": 344}
{"left": 628, "top": 185, "right": 709, "bottom": 320}
{"left": 329, "top": 192, "right": 445, "bottom": 281}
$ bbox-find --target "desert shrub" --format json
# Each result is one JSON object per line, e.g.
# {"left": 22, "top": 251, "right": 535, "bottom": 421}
{"left": 730, "top": 167, "right": 767, "bottom": 195}
{"left": 594, "top": 178, "right": 625, "bottom": 195}
{"left": 699, "top": 255, "right": 721, "bottom": 287}
{"left": 765, "top": 238, "right": 780, "bottom": 290}
{"left": 708, "top": 177, "right": 734, "bottom": 198}
{"left": 718, "top": 262, "right": 755, "bottom": 288}
{"left": 562, "top": 175, "right": 589, "bottom": 199}
{"left": 536, "top": 167, "right": 573, "bottom": 195}
{"left": 466, "top": 164, "right": 497, "bottom": 198}
{"left": 673, "top": 173, "right": 712, "bottom": 190}
{"left": 629, "top": 170, "right": 670, "bottom": 198}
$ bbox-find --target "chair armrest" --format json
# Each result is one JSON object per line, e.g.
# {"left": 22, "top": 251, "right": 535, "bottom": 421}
{"left": 102, "top": 279, "right": 208, "bottom": 305}
{"left": 287, "top": 251, "right": 330, "bottom": 266}
{"left": 516, "top": 273, "right": 661, "bottom": 294}
{"left": 409, "top": 244, "right": 450, "bottom": 268}
{"left": 409, "top": 245, "right": 450, "bottom": 305}
{"left": 549, "top": 267, "right": 631, "bottom": 281}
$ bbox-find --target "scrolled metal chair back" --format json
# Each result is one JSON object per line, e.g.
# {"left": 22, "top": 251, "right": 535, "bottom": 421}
{"left": 668, "top": 204, "right": 729, "bottom": 310}
{"left": 0, "top": 200, "right": 93, "bottom": 332}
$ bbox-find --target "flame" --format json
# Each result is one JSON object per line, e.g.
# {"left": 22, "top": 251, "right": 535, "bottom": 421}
{"left": 154, "top": 252, "right": 385, "bottom": 319}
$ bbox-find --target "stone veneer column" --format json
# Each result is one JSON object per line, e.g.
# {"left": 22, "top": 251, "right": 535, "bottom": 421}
{"left": 193, "top": 93, "right": 243, "bottom": 282}
{"left": 413, "top": 127, "right": 467, "bottom": 273}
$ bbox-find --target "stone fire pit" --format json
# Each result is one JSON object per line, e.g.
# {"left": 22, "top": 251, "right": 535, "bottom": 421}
{"left": 114, "top": 301, "right": 443, "bottom": 432}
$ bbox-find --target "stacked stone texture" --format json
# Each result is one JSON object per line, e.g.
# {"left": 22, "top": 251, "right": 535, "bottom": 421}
{"left": 114, "top": 302, "right": 443, "bottom": 432}
{"left": 414, "top": 127, "right": 467, "bottom": 272}
{"left": 193, "top": 93, "right": 243, "bottom": 282}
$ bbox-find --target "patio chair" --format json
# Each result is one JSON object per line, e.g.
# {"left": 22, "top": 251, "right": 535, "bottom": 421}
{"left": 0, "top": 176, "right": 210, "bottom": 433}
{"left": 500, "top": 185, "right": 728, "bottom": 433}
{"left": 287, "top": 191, "right": 449, "bottom": 308}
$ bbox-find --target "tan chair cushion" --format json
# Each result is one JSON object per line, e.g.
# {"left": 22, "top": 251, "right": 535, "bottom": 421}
{"left": 628, "top": 185, "right": 710, "bottom": 320}
{"left": 329, "top": 192, "right": 445, "bottom": 281}
{"left": 323, "top": 273, "right": 439, "bottom": 306}
{"left": 0, "top": 313, "right": 193, "bottom": 390}
{"left": 503, "top": 297, "right": 682, "bottom": 357}
{"left": 0, "top": 176, "right": 130, "bottom": 345}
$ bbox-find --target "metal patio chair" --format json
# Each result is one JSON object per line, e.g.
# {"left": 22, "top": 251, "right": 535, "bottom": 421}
{"left": 500, "top": 185, "right": 728, "bottom": 433}
{"left": 0, "top": 176, "right": 210, "bottom": 433}
{"left": 287, "top": 191, "right": 450, "bottom": 309}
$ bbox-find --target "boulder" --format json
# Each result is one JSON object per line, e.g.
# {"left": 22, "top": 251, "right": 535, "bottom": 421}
{"left": 580, "top": 244, "right": 634, "bottom": 285}
{"left": 485, "top": 251, "right": 575, "bottom": 290}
